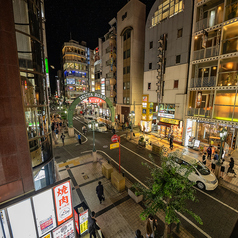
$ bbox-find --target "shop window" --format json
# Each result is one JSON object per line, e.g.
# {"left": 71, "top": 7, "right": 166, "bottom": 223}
{"left": 174, "top": 80, "right": 179, "bottom": 89}
{"left": 215, "top": 91, "right": 236, "bottom": 105}
{"left": 176, "top": 55, "right": 181, "bottom": 64}
{"left": 150, "top": 41, "right": 153, "bottom": 49}
{"left": 213, "top": 105, "right": 234, "bottom": 119}
{"left": 177, "top": 28, "right": 183, "bottom": 38}
{"left": 148, "top": 83, "right": 151, "bottom": 90}
{"left": 149, "top": 62, "right": 152, "bottom": 69}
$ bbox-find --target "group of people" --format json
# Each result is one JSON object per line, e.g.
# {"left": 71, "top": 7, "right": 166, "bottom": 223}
{"left": 51, "top": 116, "right": 66, "bottom": 146}
{"left": 202, "top": 145, "right": 236, "bottom": 178}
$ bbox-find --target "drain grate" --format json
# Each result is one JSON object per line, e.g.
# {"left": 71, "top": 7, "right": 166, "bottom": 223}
{"left": 83, "top": 175, "right": 89, "bottom": 180}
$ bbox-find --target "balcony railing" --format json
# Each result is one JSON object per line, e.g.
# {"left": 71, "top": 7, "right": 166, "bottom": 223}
{"left": 190, "top": 76, "right": 216, "bottom": 88}
{"left": 195, "top": 18, "right": 208, "bottom": 32}
{"left": 187, "top": 108, "right": 211, "bottom": 118}
{"left": 222, "top": 36, "right": 238, "bottom": 55}
{"left": 193, "top": 46, "right": 219, "bottom": 60}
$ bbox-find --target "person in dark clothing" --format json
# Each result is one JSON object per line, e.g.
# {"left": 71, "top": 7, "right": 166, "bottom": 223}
{"left": 96, "top": 181, "right": 105, "bottom": 204}
{"left": 88, "top": 211, "right": 100, "bottom": 238}
{"left": 135, "top": 229, "right": 144, "bottom": 238}
{"left": 207, "top": 145, "right": 212, "bottom": 160}
{"left": 61, "top": 133, "right": 65, "bottom": 146}
{"left": 202, "top": 152, "right": 206, "bottom": 165}
{"left": 228, "top": 157, "right": 236, "bottom": 176}
{"left": 169, "top": 135, "right": 173, "bottom": 150}
{"left": 78, "top": 134, "right": 81, "bottom": 145}
{"left": 112, "top": 127, "right": 115, "bottom": 135}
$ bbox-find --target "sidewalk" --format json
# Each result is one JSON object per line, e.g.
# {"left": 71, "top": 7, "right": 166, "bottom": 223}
{"left": 56, "top": 152, "right": 194, "bottom": 238}
{"left": 127, "top": 130, "right": 238, "bottom": 194}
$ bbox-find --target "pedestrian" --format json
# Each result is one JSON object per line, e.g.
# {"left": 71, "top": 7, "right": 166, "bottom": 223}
{"left": 61, "top": 133, "right": 65, "bottom": 146}
{"left": 55, "top": 128, "right": 59, "bottom": 139}
{"left": 228, "top": 157, "right": 236, "bottom": 176}
{"left": 207, "top": 145, "right": 212, "bottom": 160}
{"left": 220, "top": 159, "right": 225, "bottom": 179}
{"left": 88, "top": 211, "right": 100, "bottom": 238}
{"left": 82, "top": 126, "right": 87, "bottom": 135}
{"left": 112, "top": 127, "right": 115, "bottom": 135}
{"left": 169, "top": 135, "right": 173, "bottom": 150}
{"left": 202, "top": 152, "right": 206, "bottom": 165}
{"left": 211, "top": 157, "right": 216, "bottom": 173}
{"left": 96, "top": 181, "right": 105, "bottom": 204}
{"left": 78, "top": 134, "right": 81, "bottom": 145}
{"left": 214, "top": 151, "right": 219, "bottom": 161}
{"left": 135, "top": 229, "right": 144, "bottom": 238}
{"left": 146, "top": 214, "right": 157, "bottom": 238}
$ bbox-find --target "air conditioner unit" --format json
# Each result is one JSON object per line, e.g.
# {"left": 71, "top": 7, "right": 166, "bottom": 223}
{"left": 157, "top": 64, "right": 161, "bottom": 69}
{"left": 158, "top": 41, "right": 163, "bottom": 47}
{"left": 158, "top": 50, "right": 162, "bottom": 55}
{"left": 156, "top": 82, "right": 160, "bottom": 86}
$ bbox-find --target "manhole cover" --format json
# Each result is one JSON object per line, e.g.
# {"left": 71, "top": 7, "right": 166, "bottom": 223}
{"left": 103, "top": 145, "right": 108, "bottom": 148}
{"left": 83, "top": 175, "right": 89, "bottom": 180}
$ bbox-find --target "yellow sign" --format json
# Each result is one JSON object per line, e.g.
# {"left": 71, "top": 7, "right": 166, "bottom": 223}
{"left": 80, "top": 220, "right": 88, "bottom": 234}
{"left": 42, "top": 234, "right": 51, "bottom": 238}
{"left": 110, "top": 143, "right": 119, "bottom": 149}
{"left": 160, "top": 118, "right": 179, "bottom": 125}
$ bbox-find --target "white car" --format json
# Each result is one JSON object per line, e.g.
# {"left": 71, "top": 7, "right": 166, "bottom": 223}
{"left": 168, "top": 155, "right": 218, "bottom": 190}
{"left": 84, "top": 116, "right": 96, "bottom": 124}
{"left": 97, "top": 123, "right": 107, "bottom": 132}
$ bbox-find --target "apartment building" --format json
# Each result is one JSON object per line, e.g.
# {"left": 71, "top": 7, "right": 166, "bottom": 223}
{"left": 185, "top": 0, "right": 238, "bottom": 153}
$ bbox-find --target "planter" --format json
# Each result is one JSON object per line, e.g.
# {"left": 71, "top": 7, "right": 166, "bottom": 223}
{"left": 128, "top": 188, "right": 143, "bottom": 203}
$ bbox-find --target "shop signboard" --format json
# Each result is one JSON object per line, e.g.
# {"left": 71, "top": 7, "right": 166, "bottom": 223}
{"left": 79, "top": 209, "right": 88, "bottom": 234}
{"left": 194, "top": 140, "right": 200, "bottom": 148}
{"left": 42, "top": 233, "right": 52, "bottom": 238}
{"left": 160, "top": 118, "right": 179, "bottom": 125}
{"left": 74, "top": 209, "right": 80, "bottom": 234}
{"left": 52, "top": 218, "right": 74, "bottom": 238}
{"left": 158, "top": 112, "right": 174, "bottom": 118}
{"left": 53, "top": 181, "right": 73, "bottom": 226}
{"left": 32, "top": 189, "right": 57, "bottom": 236}
{"left": 110, "top": 142, "right": 119, "bottom": 149}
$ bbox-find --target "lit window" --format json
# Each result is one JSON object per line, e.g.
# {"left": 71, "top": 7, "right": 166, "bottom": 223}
{"left": 127, "top": 82, "right": 130, "bottom": 89}
{"left": 127, "top": 97, "right": 130, "bottom": 104}
{"left": 123, "top": 97, "right": 126, "bottom": 104}
{"left": 123, "top": 82, "right": 126, "bottom": 90}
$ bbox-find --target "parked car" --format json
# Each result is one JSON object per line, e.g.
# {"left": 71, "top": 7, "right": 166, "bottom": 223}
{"left": 167, "top": 155, "right": 218, "bottom": 190}
{"left": 84, "top": 116, "right": 96, "bottom": 124}
{"left": 97, "top": 123, "right": 107, "bottom": 132}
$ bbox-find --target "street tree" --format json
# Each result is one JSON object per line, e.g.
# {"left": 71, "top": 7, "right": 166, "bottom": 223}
{"left": 133, "top": 151, "right": 203, "bottom": 238}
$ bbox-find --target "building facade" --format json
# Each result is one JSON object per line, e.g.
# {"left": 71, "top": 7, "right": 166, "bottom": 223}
{"left": 62, "top": 40, "right": 89, "bottom": 103}
{"left": 143, "top": 0, "right": 193, "bottom": 144}
{"left": 116, "top": 0, "right": 146, "bottom": 124}
{"left": 0, "top": 0, "right": 55, "bottom": 203}
{"left": 185, "top": 0, "right": 238, "bottom": 153}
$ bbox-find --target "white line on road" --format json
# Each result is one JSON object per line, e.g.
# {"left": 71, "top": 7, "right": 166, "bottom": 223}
{"left": 120, "top": 144, "right": 238, "bottom": 214}
{"left": 74, "top": 127, "right": 88, "bottom": 144}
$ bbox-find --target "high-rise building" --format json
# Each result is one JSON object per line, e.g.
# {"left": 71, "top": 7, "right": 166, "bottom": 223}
{"left": 62, "top": 40, "right": 90, "bottom": 103}
{"left": 185, "top": 0, "right": 238, "bottom": 153}
{"left": 116, "top": 0, "right": 146, "bottom": 125}
{"left": 143, "top": 0, "right": 193, "bottom": 144}
{"left": 0, "top": 0, "right": 55, "bottom": 204}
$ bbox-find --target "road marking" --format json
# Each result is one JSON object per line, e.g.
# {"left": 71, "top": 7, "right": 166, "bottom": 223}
{"left": 120, "top": 144, "right": 238, "bottom": 214}
{"left": 97, "top": 150, "right": 211, "bottom": 238}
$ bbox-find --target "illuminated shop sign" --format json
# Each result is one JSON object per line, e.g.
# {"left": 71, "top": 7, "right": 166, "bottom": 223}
{"left": 101, "top": 78, "right": 105, "bottom": 95}
{"left": 88, "top": 97, "right": 105, "bottom": 103}
{"left": 142, "top": 96, "right": 148, "bottom": 102}
{"left": 160, "top": 118, "right": 180, "bottom": 125}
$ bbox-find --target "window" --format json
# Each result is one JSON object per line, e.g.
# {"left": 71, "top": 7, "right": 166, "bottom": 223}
{"left": 127, "top": 49, "right": 130, "bottom": 58}
{"left": 123, "top": 51, "right": 126, "bottom": 59}
{"left": 123, "top": 67, "right": 126, "bottom": 74}
{"left": 123, "top": 97, "right": 126, "bottom": 104}
{"left": 174, "top": 80, "right": 179, "bottom": 89}
{"left": 148, "top": 83, "right": 151, "bottom": 90}
{"left": 150, "top": 41, "right": 153, "bottom": 49}
{"left": 177, "top": 28, "right": 183, "bottom": 38}
{"left": 149, "top": 62, "right": 152, "bottom": 69}
{"left": 127, "top": 97, "right": 130, "bottom": 104}
{"left": 123, "top": 82, "right": 126, "bottom": 90}
{"left": 164, "top": 58, "right": 166, "bottom": 74}
{"left": 127, "top": 82, "right": 130, "bottom": 89}
{"left": 176, "top": 55, "right": 181, "bottom": 64}
{"left": 127, "top": 66, "right": 130, "bottom": 74}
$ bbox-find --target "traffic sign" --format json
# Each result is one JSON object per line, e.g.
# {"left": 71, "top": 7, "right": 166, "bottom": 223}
{"left": 111, "top": 134, "right": 119, "bottom": 143}
{"left": 110, "top": 143, "right": 119, "bottom": 149}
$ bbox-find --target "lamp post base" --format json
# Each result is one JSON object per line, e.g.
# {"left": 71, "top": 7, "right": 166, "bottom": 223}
{"left": 92, "top": 151, "right": 97, "bottom": 162}
{"left": 68, "top": 127, "right": 75, "bottom": 137}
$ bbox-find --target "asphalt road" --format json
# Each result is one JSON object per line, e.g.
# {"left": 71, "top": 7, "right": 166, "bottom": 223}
{"left": 55, "top": 117, "right": 238, "bottom": 238}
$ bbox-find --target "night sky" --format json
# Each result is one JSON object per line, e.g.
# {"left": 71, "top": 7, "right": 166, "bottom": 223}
{"left": 44, "top": 0, "right": 155, "bottom": 92}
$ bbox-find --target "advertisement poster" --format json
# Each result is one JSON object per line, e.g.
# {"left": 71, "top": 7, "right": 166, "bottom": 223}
{"left": 196, "top": 92, "right": 202, "bottom": 108}
{"left": 33, "top": 189, "right": 57, "bottom": 236}
{"left": 79, "top": 209, "right": 88, "bottom": 234}
{"left": 42, "top": 233, "right": 52, "bottom": 238}
{"left": 53, "top": 219, "right": 74, "bottom": 238}
{"left": 53, "top": 181, "right": 73, "bottom": 225}
{"left": 74, "top": 209, "right": 79, "bottom": 234}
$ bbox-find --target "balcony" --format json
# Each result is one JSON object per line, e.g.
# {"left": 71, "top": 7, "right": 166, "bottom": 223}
{"left": 187, "top": 108, "right": 211, "bottom": 118}
{"left": 193, "top": 46, "right": 219, "bottom": 60}
{"left": 190, "top": 76, "right": 216, "bottom": 88}
{"left": 222, "top": 36, "right": 238, "bottom": 55}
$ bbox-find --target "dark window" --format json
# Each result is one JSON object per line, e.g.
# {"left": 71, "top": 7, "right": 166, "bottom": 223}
{"left": 176, "top": 55, "right": 181, "bottom": 64}
{"left": 127, "top": 66, "right": 130, "bottom": 74}
{"left": 174, "top": 80, "right": 179, "bottom": 89}
{"left": 149, "top": 62, "right": 152, "bottom": 69}
{"left": 124, "top": 34, "right": 127, "bottom": 41}
{"left": 150, "top": 41, "right": 153, "bottom": 49}
{"left": 177, "top": 28, "right": 183, "bottom": 38}
{"left": 164, "top": 58, "right": 166, "bottom": 74}
{"left": 123, "top": 82, "right": 126, "bottom": 90}
{"left": 123, "top": 67, "right": 126, "bottom": 74}
{"left": 127, "top": 31, "right": 131, "bottom": 39}
{"left": 127, "top": 49, "right": 130, "bottom": 58}
{"left": 123, "top": 51, "right": 126, "bottom": 59}
{"left": 148, "top": 83, "right": 151, "bottom": 90}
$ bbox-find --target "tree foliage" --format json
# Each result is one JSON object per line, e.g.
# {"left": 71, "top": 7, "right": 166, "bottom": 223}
{"left": 133, "top": 151, "right": 203, "bottom": 236}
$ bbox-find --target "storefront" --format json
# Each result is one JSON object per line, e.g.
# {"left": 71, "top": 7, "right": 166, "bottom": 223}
{"left": 185, "top": 119, "right": 238, "bottom": 154}
{"left": 141, "top": 95, "right": 153, "bottom": 132}
{"left": 157, "top": 118, "right": 183, "bottom": 144}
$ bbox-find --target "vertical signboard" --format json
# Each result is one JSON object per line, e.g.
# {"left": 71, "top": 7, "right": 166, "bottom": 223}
{"left": 79, "top": 209, "right": 88, "bottom": 235}
{"left": 53, "top": 181, "right": 73, "bottom": 225}
{"left": 52, "top": 218, "right": 74, "bottom": 238}
{"left": 32, "top": 189, "right": 57, "bottom": 236}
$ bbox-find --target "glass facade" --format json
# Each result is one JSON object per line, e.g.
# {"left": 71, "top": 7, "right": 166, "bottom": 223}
{"left": 12, "top": 0, "right": 55, "bottom": 190}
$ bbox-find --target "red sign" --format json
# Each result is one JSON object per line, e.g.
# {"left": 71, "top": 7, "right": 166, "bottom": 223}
{"left": 53, "top": 181, "right": 73, "bottom": 225}
{"left": 111, "top": 134, "right": 119, "bottom": 143}
{"left": 88, "top": 97, "right": 105, "bottom": 103}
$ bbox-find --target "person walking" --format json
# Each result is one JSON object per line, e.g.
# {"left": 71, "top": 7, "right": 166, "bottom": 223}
{"left": 146, "top": 215, "right": 157, "bottom": 238}
{"left": 55, "top": 128, "right": 59, "bottom": 140}
{"left": 82, "top": 126, "right": 87, "bottom": 135}
{"left": 211, "top": 157, "right": 216, "bottom": 173}
{"left": 88, "top": 211, "right": 100, "bottom": 238}
{"left": 169, "top": 135, "right": 173, "bottom": 150}
{"left": 228, "top": 157, "right": 236, "bottom": 176}
{"left": 214, "top": 151, "right": 219, "bottom": 161}
{"left": 135, "top": 229, "right": 144, "bottom": 238}
{"left": 61, "top": 133, "right": 65, "bottom": 146}
{"left": 78, "top": 134, "right": 81, "bottom": 145}
{"left": 96, "top": 181, "right": 105, "bottom": 204}
{"left": 207, "top": 145, "right": 212, "bottom": 160}
{"left": 202, "top": 152, "right": 206, "bottom": 165}
{"left": 220, "top": 159, "right": 225, "bottom": 179}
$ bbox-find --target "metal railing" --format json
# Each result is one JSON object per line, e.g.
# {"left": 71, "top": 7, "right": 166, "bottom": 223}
{"left": 193, "top": 46, "right": 219, "bottom": 60}
{"left": 195, "top": 18, "right": 208, "bottom": 32}
{"left": 187, "top": 108, "right": 211, "bottom": 118}
{"left": 190, "top": 76, "right": 216, "bottom": 88}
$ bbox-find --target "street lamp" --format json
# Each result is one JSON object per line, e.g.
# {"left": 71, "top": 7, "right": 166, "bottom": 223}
{"left": 218, "top": 128, "right": 227, "bottom": 165}
{"left": 88, "top": 120, "right": 98, "bottom": 152}
{"left": 129, "top": 111, "right": 135, "bottom": 139}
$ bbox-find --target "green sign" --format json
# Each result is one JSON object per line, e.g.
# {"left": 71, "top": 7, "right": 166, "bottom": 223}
{"left": 45, "top": 58, "right": 49, "bottom": 74}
